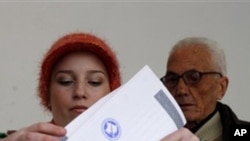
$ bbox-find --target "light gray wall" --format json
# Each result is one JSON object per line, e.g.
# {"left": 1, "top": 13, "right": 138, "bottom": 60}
{"left": 1, "top": 2, "right": 249, "bottom": 131}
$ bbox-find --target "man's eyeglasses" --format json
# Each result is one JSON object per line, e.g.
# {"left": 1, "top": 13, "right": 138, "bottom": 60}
{"left": 160, "top": 69, "right": 223, "bottom": 88}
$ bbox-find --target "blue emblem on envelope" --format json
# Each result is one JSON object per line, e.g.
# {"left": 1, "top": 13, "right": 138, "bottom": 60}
{"left": 102, "top": 118, "right": 121, "bottom": 140}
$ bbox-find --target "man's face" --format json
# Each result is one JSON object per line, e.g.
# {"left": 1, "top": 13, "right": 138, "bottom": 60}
{"left": 165, "top": 46, "right": 227, "bottom": 126}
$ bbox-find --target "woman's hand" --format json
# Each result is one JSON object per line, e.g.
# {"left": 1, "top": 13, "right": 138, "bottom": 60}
{"left": 161, "top": 128, "right": 199, "bottom": 141}
{"left": 2, "top": 122, "right": 66, "bottom": 141}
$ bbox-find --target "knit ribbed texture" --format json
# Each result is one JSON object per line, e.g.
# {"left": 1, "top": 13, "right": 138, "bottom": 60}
{"left": 195, "top": 111, "right": 223, "bottom": 141}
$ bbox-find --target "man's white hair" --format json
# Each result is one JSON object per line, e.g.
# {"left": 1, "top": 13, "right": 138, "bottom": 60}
{"left": 169, "top": 37, "right": 227, "bottom": 75}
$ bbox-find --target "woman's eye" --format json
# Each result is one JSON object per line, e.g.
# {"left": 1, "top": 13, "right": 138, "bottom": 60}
{"left": 88, "top": 80, "right": 102, "bottom": 86}
{"left": 58, "top": 80, "right": 73, "bottom": 86}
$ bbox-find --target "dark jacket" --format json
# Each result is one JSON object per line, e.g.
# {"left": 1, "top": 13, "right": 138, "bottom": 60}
{"left": 0, "top": 132, "right": 7, "bottom": 138}
{"left": 217, "top": 102, "right": 250, "bottom": 141}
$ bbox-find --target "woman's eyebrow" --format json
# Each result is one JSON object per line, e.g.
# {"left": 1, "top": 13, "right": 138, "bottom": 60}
{"left": 55, "top": 70, "right": 74, "bottom": 75}
{"left": 87, "top": 70, "right": 107, "bottom": 76}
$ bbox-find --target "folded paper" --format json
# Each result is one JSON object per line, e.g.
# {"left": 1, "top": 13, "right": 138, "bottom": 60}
{"left": 62, "top": 65, "right": 186, "bottom": 141}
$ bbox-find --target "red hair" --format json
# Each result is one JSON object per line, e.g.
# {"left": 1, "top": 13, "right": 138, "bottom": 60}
{"left": 38, "top": 32, "right": 121, "bottom": 110}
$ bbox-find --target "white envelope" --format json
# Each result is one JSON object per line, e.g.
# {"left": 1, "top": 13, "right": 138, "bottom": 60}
{"left": 61, "top": 65, "right": 186, "bottom": 141}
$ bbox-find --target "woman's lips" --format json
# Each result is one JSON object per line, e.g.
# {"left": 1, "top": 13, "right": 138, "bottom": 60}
{"left": 70, "top": 106, "right": 88, "bottom": 113}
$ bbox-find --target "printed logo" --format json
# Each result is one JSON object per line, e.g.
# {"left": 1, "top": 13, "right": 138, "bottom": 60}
{"left": 230, "top": 125, "right": 250, "bottom": 141}
{"left": 102, "top": 118, "right": 121, "bottom": 140}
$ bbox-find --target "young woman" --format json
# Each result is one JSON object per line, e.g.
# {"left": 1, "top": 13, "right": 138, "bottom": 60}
{"left": 1, "top": 32, "right": 198, "bottom": 141}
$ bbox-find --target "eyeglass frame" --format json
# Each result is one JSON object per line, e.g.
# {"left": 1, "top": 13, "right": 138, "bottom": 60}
{"left": 160, "top": 69, "right": 223, "bottom": 88}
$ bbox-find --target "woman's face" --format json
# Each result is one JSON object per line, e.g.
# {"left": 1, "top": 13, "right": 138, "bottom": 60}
{"left": 49, "top": 52, "right": 111, "bottom": 127}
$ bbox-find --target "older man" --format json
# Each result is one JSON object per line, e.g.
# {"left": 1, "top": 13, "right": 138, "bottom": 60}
{"left": 161, "top": 37, "right": 250, "bottom": 141}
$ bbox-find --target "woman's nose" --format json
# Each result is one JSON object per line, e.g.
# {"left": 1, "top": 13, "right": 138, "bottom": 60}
{"left": 73, "top": 83, "right": 87, "bottom": 99}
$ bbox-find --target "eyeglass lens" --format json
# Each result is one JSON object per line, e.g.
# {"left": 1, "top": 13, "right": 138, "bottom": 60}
{"left": 162, "top": 69, "right": 222, "bottom": 87}
{"left": 164, "top": 70, "right": 201, "bottom": 87}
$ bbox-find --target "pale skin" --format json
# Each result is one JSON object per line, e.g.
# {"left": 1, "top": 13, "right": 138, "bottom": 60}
{"left": 166, "top": 45, "right": 228, "bottom": 129}
{"left": 160, "top": 128, "right": 199, "bottom": 141}
{"left": 2, "top": 52, "right": 199, "bottom": 141}
{"left": 49, "top": 52, "right": 111, "bottom": 127}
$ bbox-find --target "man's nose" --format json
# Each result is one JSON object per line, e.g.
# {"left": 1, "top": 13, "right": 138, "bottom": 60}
{"left": 174, "top": 78, "right": 189, "bottom": 96}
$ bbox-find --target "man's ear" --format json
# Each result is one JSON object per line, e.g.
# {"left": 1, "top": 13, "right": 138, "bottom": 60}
{"left": 217, "top": 76, "right": 229, "bottom": 100}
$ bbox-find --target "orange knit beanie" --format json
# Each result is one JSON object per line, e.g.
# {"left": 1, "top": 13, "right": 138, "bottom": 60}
{"left": 38, "top": 32, "right": 121, "bottom": 110}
